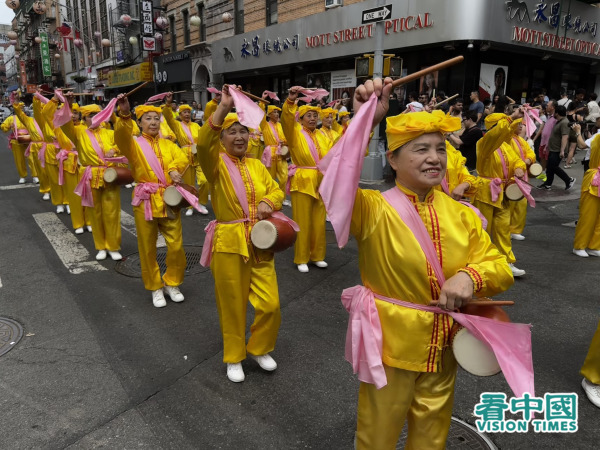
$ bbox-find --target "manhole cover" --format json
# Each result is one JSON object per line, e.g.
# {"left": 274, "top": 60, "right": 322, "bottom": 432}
{"left": 397, "top": 417, "right": 496, "bottom": 449}
{"left": 0, "top": 317, "right": 24, "bottom": 357}
{"left": 115, "top": 245, "right": 209, "bottom": 278}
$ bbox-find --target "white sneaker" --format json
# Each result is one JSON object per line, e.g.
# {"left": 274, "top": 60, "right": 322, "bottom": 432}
{"left": 227, "top": 363, "right": 245, "bottom": 383}
{"left": 86, "top": 226, "right": 93, "bottom": 232}
{"left": 582, "top": 378, "right": 600, "bottom": 408}
{"left": 250, "top": 353, "right": 277, "bottom": 371}
{"left": 74, "top": 227, "right": 84, "bottom": 235}
{"left": 152, "top": 289, "right": 167, "bottom": 308}
{"left": 66, "top": 205, "right": 70, "bottom": 214}
{"left": 108, "top": 251, "right": 122, "bottom": 261}
{"left": 185, "top": 208, "right": 193, "bottom": 216}
{"left": 282, "top": 199, "right": 291, "bottom": 207}
{"left": 587, "top": 249, "right": 600, "bottom": 257}
{"left": 33, "top": 177, "right": 39, "bottom": 184}
{"left": 573, "top": 249, "right": 589, "bottom": 257}
{"left": 510, "top": 233, "right": 525, "bottom": 241}
{"left": 56, "top": 205, "right": 65, "bottom": 214}
{"left": 509, "top": 263, "right": 526, "bottom": 277}
{"left": 312, "top": 260, "right": 328, "bottom": 268}
{"left": 18, "top": 177, "right": 26, "bottom": 184}
{"left": 164, "top": 285, "right": 185, "bottom": 302}
{"left": 297, "top": 264, "right": 309, "bottom": 273}
{"left": 96, "top": 250, "right": 107, "bottom": 260}
{"left": 197, "top": 204, "right": 209, "bottom": 215}
{"left": 125, "top": 184, "right": 133, "bottom": 188}
{"left": 42, "top": 193, "right": 50, "bottom": 201}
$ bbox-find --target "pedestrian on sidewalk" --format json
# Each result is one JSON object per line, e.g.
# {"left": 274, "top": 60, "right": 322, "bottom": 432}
{"left": 538, "top": 105, "right": 576, "bottom": 190}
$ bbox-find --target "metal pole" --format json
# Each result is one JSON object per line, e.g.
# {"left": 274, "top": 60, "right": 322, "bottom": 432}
{"left": 360, "top": 0, "right": 385, "bottom": 183}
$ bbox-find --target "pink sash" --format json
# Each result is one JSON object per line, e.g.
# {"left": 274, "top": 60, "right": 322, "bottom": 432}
{"left": 180, "top": 121, "right": 196, "bottom": 156}
{"left": 85, "top": 129, "right": 128, "bottom": 166}
{"left": 500, "top": 144, "right": 535, "bottom": 208}
{"left": 342, "top": 186, "right": 534, "bottom": 398}
{"left": 300, "top": 128, "right": 320, "bottom": 165}
{"left": 592, "top": 169, "right": 600, "bottom": 197}
{"left": 261, "top": 122, "right": 283, "bottom": 167}
{"left": 56, "top": 149, "right": 72, "bottom": 185}
{"left": 286, "top": 164, "right": 318, "bottom": 194}
{"left": 74, "top": 166, "right": 94, "bottom": 207}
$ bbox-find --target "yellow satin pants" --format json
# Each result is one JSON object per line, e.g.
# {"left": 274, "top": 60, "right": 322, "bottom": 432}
{"left": 356, "top": 352, "right": 457, "bottom": 450}
{"left": 30, "top": 151, "right": 50, "bottom": 194}
{"left": 63, "top": 169, "right": 91, "bottom": 230}
{"left": 133, "top": 206, "right": 185, "bottom": 291}
{"left": 267, "top": 156, "right": 288, "bottom": 193}
{"left": 581, "top": 320, "right": 600, "bottom": 385}
{"left": 211, "top": 249, "right": 281, "bottom": 363}
{"left": 28, "top": 152, "right": 39, "bottom": 177}
{"left": 509, "top": 197, "right": 528, "bottom": 235}
{"left": 45, "top": 164, "right": 67, "bottom": 206}
{"left": 573, "top": 192, "right": 600, "bottom": 250}
{"left": 291, "top": 191, "right": 327, "bottom": 265}
{"left": 11, "top": 143, "right": 30, "bottom": 178}
{"left": 474, "top": 200, "right": 516, "bottom": 263}
{"left": 90, "top": 184, "right": 121, "bottom": 251}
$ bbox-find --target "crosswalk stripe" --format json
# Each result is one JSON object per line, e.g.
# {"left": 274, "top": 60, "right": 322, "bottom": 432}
{"left": 120, "top": 210, "right": 166, "bottom": 248}
{"left": 33, "top": 212, "right": 108, "bottom": 274}
{"left": 0, "top": 184, "right": 38, "bottom": 191}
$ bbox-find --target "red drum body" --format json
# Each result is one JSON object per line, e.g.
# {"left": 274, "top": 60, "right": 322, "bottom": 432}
{"left": 504, "top": 180, "right": 524, "bottom": 201}
{"left": 251, "top": 217, "right": 297, "bottom": 252}
{"left": 103, "top": 167, "right": 134, "bottom": 185}
{"left": 163, "top": 184, "right": 198, "bottom": 208}
{"left": 449, "top": 304, "right": 511, "bottom": 377}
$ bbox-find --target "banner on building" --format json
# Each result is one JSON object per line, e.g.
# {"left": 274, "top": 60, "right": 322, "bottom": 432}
{"left": 39, "top": 30, "right": 52, "bottom": 77}
{"left": 479, "top": 63, "right": 509, "bottom": 102}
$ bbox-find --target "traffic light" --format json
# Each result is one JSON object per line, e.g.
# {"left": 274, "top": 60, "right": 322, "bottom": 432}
{"left": 355, "top": 54, "right": 402, "bottom": 78}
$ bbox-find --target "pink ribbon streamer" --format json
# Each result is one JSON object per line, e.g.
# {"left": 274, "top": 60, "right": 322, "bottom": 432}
{"left": 53, "top": 93, "right": 73, "bottom": 128}
{"left": 146, "top": 92, "right": 169, "bottom": 103}
{"left": 297, "top": 87, "right": 329, "bottom": 101}
{"left": 229, "top": 87, "right": 265, "bottom": 130}
{"left": 514, "top": 177, "right": 536, "bottom": 207}
{"left": 34, "top": 92, "right": 50, "bottom": 104}
{"left": 74, "top": 166, "right": 94, "bottom": 207}
{"left": 318, "top": 93, "right": 378, "bottom": 248}
{"left": 91, "top": 97, "right": 118, "bottom": 129}
{"left": 132, "top": 182, "right": 160, "bottom": 221}
{"left": 207, "top": 87, "right": 220, "bottom": 95}
{"left": 263, "top": 90, "right": 280, "bottom": 102}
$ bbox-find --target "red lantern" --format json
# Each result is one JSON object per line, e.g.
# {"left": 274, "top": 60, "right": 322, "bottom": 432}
{"left": 120, "top": 14, "right": 132, "bottom": 26}
{"left": 73, "top": 39, "right": 83, "bottom": 48}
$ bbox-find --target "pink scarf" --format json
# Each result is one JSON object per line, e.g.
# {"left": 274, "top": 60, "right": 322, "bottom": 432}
{"left": 498, "top": 146, "right": 535, "bottom": 207}
{"left": 229, "top": 88, "right": 265, "bottom": 130}
{"left": 342, "top": 186, "right": 534, "bottom": 399}
{"left": 261, "top": 122, "right": 283, "bottom": 168}
{"left": 262, "top": 90, "right": 280, "bottom": 102}
{"left": 53, "top": 90, "right": 72, "bottom": 128}
{"left": 56, "top": 149, "right": 70, "bottom": 185}
{"left": 91, "top": 97, "right": 118, "bottom": 129}
{"left": 591, "top": 170, "right": 600, "bottom": 197}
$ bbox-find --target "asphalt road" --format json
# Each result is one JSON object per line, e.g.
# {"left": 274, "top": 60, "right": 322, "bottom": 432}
{"left": 0, "top": 137, "right": 598, "bottom": 449}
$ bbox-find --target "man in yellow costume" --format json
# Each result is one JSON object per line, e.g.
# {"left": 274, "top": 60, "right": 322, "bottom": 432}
{"left": 197, "top": 85, "right": 285, "bottom": 383}
{"left": 163, "top": 96, "right": 209, "bottom": 216}
{"left": 282, "top": 93, "right": 328, "bottom": 273}
{"left": 260, "top": 105, "right": 290, "bottom": 205}
{"left": 114, "top": 95, "right": 190, "bottom": 307}
{"left": 324, "top": 78, "right": 513, "bottom": 449}
{"left": 509, "top": 121, "right": 537, "bottom": 241}
{"left": 581, "top": 321, "right": 600, "bottom": 408}
{"left": 12, "top": 101, "right": 51, "bottom": 200}
{"left": 1, "top": 111, "right": 37, "bottom": 184}
{"left": 473, "top": 111, "right": 528, "bottom": 277}
{"left": 58, "top": 96, "right": 123, "bottom": 261}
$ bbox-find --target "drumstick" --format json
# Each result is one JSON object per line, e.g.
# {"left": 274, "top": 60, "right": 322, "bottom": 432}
{"left": 429, "top": 300, "right": 515, "bottom": 307}
{"left": 391, "top": 56, "right": 464, "bottom": 88}
{"left": 171, "top": 90, "right": 187, "bottom": 95}
{"left": 238, "top": 88, "right": 270, "bottom": 104}
{"left": 72, "top": 93, "right": 95, "bottom": 96}
{"left": 125, "top": 81, "right": 150, "bottom": 97}
{"left": 433, "top": 94, "right": 459, "bottom": 108}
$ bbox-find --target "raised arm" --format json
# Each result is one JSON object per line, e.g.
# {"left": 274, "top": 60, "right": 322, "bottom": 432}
{"left": 114, "top": 95, "right": 137, "bottom": 161}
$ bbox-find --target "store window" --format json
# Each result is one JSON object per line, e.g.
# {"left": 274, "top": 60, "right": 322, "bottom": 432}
{"left": 182, "top": 9, "right": 190, "bottom": 47}
{"left": 198, "top": 3, "right": 206, "bottom": 41}
{"left": 266, "top": 0, "right": 278, "bottom": 26}
{"left": 169, "top": 15, "right": 176, "bottom": 52}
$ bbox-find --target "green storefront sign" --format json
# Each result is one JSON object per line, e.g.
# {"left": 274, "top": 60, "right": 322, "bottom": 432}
{"left": 39, "top": 30, "right": 51, "bottom": 77}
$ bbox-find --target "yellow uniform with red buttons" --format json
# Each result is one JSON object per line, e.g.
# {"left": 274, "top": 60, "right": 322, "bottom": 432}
{"left": 260, "top": 118, "right": 288, "bottom": 192}
{"left": 509, "top": 135, "right": 536, "bottom": 235}
{"left": 474, "top": 114, "right": 526, "bottom": 263}
{"left": 61, "top": 116, "right": 122, "bottom": 252}
{"left": 162, "top": 106, "right": 209, "bottom": 206}
{"left": 351, "top": 184, "right": 513, "bottom": 449}
{"left": 197, "top": 117, "right": 284, "bottom": 364}
{"left": 574, "top": 134, "right": 600, "bottom": 250}
{"left": 581, "top": 320, "right": 600, "bottom": 385}
{"left": 115, "top": 117, "right": 189, "bottom": 291}
{"left": 0, "top": 114, "right": 36, "bottom": 179}
{"left": 13, "top": 103, "right": 50, "bottom": 195}
{"left": 281, "top": 101, "right": 328, "bottom": 265}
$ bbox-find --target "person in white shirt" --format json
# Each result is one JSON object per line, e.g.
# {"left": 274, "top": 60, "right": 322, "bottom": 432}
{"left": 585, "top": 93, "right": 600, "bottom": 122}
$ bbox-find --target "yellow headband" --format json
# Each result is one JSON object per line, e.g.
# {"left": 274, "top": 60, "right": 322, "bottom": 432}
{"left": 338, "top": 111, "right": 351, "bottom": 119}
{"left": 319, "top": 108, "right": 336, "bottom": 119}
{"left": 79, "top": 104, "right": 101, "bottom": 117}
{"left": 179, "top": 104, "right": 192, "bottom": 112}
{"left": 135, "top": 105, "right": 162, "bottom": 120}
{"left": 222, "top": 113, "right": 248, "bottom": 131}
{"left": 386, "top": 110, "right": 461, "bottom": 152}
{"left": 485, "top": 113, "right": 522, "bottom": 130}
{"left": 71, "top": 103, "right": 80, "bottom": 112}
{"left": 298, "top": 105, "right": 320, "bottom": 118}
{"left": 268, "top": 106, "right": 282, "bottom": 114}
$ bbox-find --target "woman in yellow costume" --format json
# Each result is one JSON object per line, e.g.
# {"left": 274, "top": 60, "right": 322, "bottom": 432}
{"left": 439, "top": 141, "right": 479, "bottom": 201}
{"left": 259, "top": 105, "right": 290, "bottom": 205}
{"left": 281, "top": 94, "right": 328, "bottom": 273}
{"left": 581, "top": 321, "right": 600, "bottom": 408}
{"left": 204, "top": 89, "right": 221, "bottom": 120}
{"left": 114, "top": 96, "right": 190, "bottom": 307}
{"left": 1, "top": 110, "right": 37, "bottom": 184}
{"left": 163, "top": 95, "right": 209, "bottom": 215}
{"left": 323, "top": 78, "right": 513, "bottom": 449}
{"left": 58, "top": 95, "right": 123, "bottom": 261}
{"left": 12, "top": 101, "right": 51, "bottom": 200}
{"left": 197, "top": 85, "right": 285, "bottom": 383}
{"left": 318, "top": 107, "right": 341, "bottom": 149}
{"left": 473, "top": 111, "right": 528, "bottom": 277}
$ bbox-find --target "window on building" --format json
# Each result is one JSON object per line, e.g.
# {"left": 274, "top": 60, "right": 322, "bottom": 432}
{"left": 234, "top": 0, "right": 244, "bottom": 35}
{"left": 182, "top": 9, "right": 189, "bottom": 47}
{"left": 266, "top": 0, "right": 278, "bottom": 26}
{"left": 169, "top": 15, "right": 176, "bottom": 52}
{"left": 198, "top": 3, "right": 206, "bottom": 41}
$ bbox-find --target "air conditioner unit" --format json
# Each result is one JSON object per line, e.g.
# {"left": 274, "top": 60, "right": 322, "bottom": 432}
{"left": 325, "top": 0, "right": 342, "bottom": 9}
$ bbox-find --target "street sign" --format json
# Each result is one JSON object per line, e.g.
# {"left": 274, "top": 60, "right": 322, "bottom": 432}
{"left": 361, "top": 5, "right": 392, "bottom": 24}
{"left": 39, "top": 30, "right": 52, "bottom": 77}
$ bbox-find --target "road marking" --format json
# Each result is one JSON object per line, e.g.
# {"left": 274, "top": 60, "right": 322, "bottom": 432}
{"left": 0, "top": 276, "right": 2, "bottom": 287}
{"left": 33, "top": 212, "right": 108, "bottom": 274}
{"left": 0, "top": 184, "right": 38, "bottom": 190}
{"left": 120, "top": 210, "right": 166, "bottom": 248}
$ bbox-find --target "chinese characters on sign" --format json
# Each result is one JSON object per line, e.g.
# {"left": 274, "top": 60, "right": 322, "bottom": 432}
{"left": 140, "top": 0, "right": 155, "bottom": 50}
{"left": 507, "top": 1, "right": 597, "bottom": 37}
{"left": 39, "top": 30, "right": 52, "bottom": 78}
{"left": 241, "top": 34, "right": 300, "bottom": 58}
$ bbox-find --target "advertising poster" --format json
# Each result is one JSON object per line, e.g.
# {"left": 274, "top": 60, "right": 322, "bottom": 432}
{"left": 479, "top": 63, "right": 508, "bottom": 101}
{"left": 330, "top": 69, "right": 356, "bottom": 109}
{"left": 419, "top": 69, "right": 438, "bottom": 100}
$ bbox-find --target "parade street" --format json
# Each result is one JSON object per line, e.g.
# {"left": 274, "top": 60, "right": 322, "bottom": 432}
{"left": 0, "top": 138, "right": 598, "bottom": 450}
